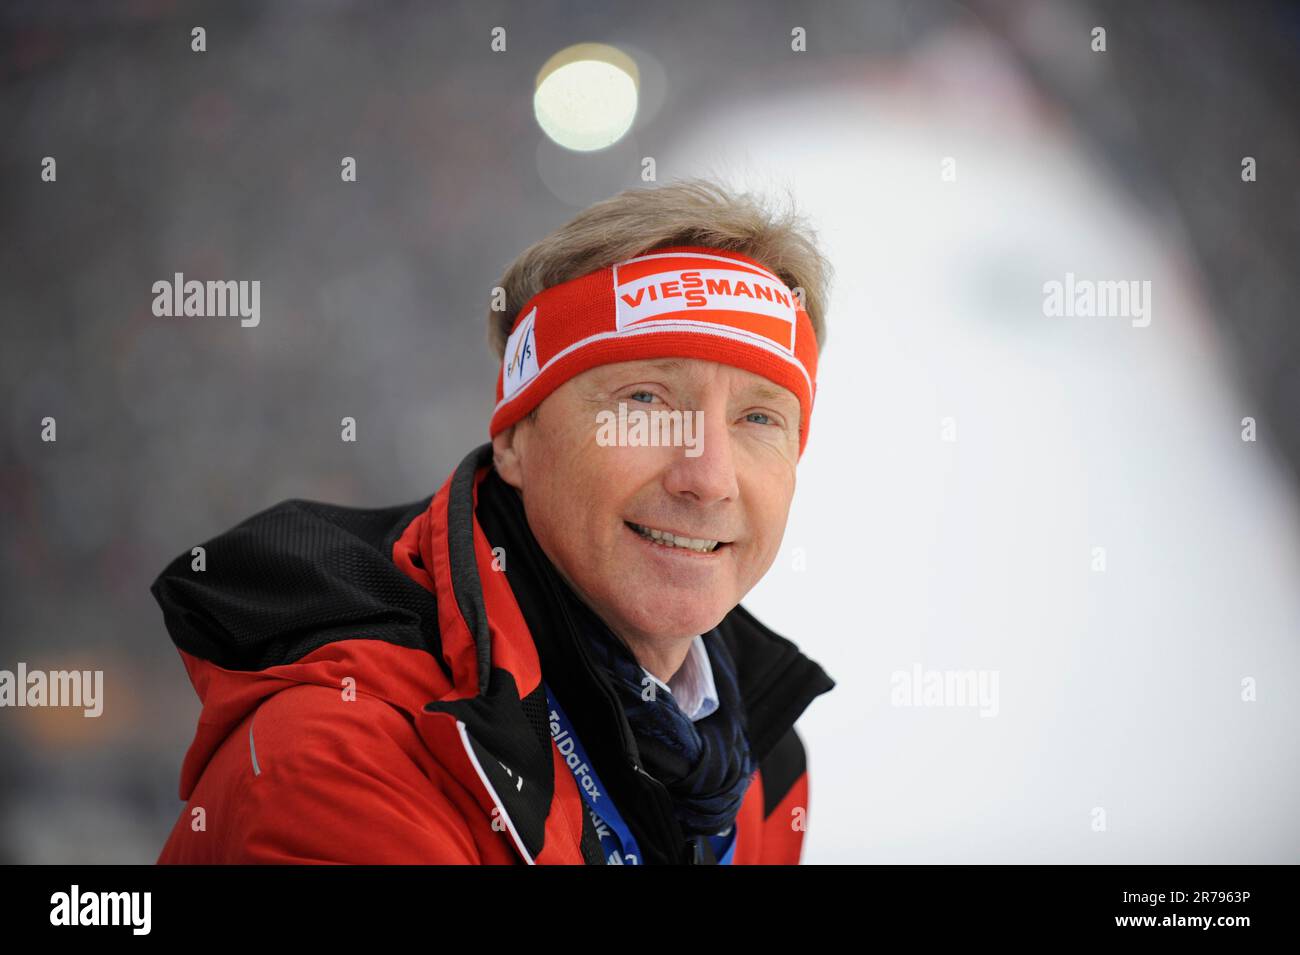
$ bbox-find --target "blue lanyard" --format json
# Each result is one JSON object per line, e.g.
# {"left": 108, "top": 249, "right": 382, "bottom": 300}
{"left": 710, "top": 825, "right": 737, "bottom": 864}
{"left": 544, "top": 680, "right": 737, "bottom": 866}
{"left": 544, "top": 681, "right": 643, "bottom": 865}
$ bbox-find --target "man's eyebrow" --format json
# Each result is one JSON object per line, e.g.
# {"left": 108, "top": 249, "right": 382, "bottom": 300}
{"left": 745, "top": 382, "right": 799, "bottom": 407}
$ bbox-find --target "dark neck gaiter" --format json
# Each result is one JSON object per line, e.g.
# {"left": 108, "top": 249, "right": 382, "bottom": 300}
{"left": 474, "top": 467, "right": 756, "bottom": 836}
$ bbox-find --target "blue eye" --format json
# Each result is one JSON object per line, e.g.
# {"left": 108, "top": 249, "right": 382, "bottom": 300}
{"left": 629, "top": 390, "right": 656, "bottom": 404}
{"left": 746, "top": 412, "right": 772, "bottom": 425}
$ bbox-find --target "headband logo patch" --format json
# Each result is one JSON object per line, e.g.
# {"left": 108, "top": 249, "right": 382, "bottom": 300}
{"left": 613, "top": 252, "right": 798, "bottom": 354}
{"left": 503, "top": 306, "right": 539, "bottom": 399}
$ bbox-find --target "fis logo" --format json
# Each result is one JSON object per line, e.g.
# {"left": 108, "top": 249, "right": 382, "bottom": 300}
{"left": 502, "top": 306, "right": 539, "bottom": 399}
{"left": 507, "top": 328, "right": 532, "bottom": 378}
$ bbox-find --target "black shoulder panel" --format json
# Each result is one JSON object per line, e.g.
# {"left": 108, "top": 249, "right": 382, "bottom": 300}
{"left": 759, "top": 725, "right": 808, "bottom": 818}
{"left": 716, "top": 603, "right": 835, "bottom": 766}
{"left": 150, "top": 495, "right": 445, "bottom": 675}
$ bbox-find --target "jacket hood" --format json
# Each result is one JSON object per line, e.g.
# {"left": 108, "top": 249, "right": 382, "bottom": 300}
{"left": 150, "top": 491, "right": 449, "bottom": 800}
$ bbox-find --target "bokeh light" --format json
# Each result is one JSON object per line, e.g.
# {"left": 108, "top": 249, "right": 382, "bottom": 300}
{"left": 533, "top": 43, "right": 639, "bottom": 152}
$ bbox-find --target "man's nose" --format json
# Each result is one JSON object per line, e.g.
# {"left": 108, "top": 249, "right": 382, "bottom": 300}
{"left": 661, "top": 404, "right": 739, "bottom": 505}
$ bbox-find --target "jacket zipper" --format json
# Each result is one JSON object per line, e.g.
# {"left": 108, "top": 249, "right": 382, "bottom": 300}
{"left": 628, "top": 761, "right": 700, "bottom": 864}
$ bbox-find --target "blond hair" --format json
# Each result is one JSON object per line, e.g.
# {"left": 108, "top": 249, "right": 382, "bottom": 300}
{"left": 486, "top": 178, "right": 832, "bottom": 360}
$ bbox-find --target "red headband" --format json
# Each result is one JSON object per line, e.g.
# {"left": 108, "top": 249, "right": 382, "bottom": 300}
{"left": 490, "top": 245, "right": 820, "bottom": 457}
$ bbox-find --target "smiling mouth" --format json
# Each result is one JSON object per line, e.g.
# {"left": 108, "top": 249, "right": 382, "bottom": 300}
{"left": 625, "top": 521, "right": 730, "bottom": 554}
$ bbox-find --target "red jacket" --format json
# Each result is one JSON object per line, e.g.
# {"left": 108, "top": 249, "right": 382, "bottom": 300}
{"left": 153, "top": 443, "right": 835, "bottom": 864}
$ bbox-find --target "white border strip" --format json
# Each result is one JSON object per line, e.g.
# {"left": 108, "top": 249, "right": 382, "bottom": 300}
{"left": 456, "top": 719, "right": 536, "bottom": 865}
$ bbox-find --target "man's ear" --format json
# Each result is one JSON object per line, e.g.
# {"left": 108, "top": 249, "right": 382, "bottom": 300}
{"left": 492, "top": 424, "right": 526, "bottom": 490}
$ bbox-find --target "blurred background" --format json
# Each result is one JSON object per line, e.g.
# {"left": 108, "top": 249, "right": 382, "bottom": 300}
{"left": 1, "top": 0, "right": 1297, "bottom": 863}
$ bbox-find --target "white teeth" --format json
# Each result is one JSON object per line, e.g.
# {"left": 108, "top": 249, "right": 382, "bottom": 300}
{"left": 629, "top": 522, "right": 720, "bottom": 553}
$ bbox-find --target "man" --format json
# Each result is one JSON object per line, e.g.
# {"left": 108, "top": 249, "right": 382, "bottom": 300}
{"left": 152, "top": 179, "right": 836, "bottom": 865}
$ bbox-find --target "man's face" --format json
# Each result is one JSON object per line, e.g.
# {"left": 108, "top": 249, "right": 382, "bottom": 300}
{"left": 493, "top": 357, "right": 801, "bottom": 648}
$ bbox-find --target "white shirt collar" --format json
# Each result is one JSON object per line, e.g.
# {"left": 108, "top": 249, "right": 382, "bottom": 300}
{"left": 639, "top": 634, "right": 719, "bottom": 722}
